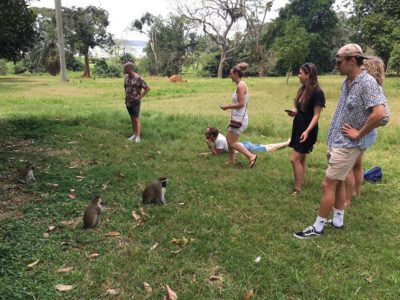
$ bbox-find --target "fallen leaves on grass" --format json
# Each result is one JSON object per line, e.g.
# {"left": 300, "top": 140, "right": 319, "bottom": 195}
{"left": 209, "top": 275, "right": 223, "bottom": 282}
{"left": 131, "top": 210, "right": 141, "bottom": 221}
{"left": 27, "top": 259, "right": 40, "bottom": 270}
{"left": 88, "top": 253, "right": 100, "bottom": 259}
{"left": 162, "top": 285, "right": 177, "bottom": 300}
{"left": 105, "top": 231, "right": 121, "bottom": 237}
{"left": 60, "top": 220, "right": 75, "bottom": 226}
{"left": 254, "top": 256, "right": 261, "bottom": 263}
{"left": 48, "top": 225, "right": 56, "bottom": 231}
{"left": 170, "top": 237, "right": 194, "bottom": 254}
{"left": 150, "top": 243, "right": 159, "bottom": 251}
{"left": 42, "top": 232, "right": 49, "bottom": 238}
{"left": 178, "top": 202, "right": 185, "bottom": 206}
{"left": 67, "top": 194, "right": 76, "bottom": 200}
{"left": 102, "top": 181, "right": 111, "bottom": 190}
{"left": 106, "top": 288, "right": 121, "bottom": 295}
{"left": 131, "top": 208, "right": 149, "bottom": 226}
{"left": 143, "top": 282, "right": 152, "bottom": 294}
{"left": 47, "top": 183, "right": 59, "bottom": 188}
{"left": 57, "top": 267, "right": 73, "bottom": 273}
{"left": 242, "top": 289, "right": 254, "bottom": 300}
{"left": 55, "top": 284, "right": 73, "bottom": 292}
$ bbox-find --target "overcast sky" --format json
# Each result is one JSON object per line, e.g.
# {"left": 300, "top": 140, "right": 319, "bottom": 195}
{"left": 31, "top": 0, "right": 290, "bottom": 41}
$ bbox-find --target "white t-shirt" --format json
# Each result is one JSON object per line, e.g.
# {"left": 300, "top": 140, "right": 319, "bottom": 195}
{"left": 214, "top": 133, "right": 228, "bottom": 152}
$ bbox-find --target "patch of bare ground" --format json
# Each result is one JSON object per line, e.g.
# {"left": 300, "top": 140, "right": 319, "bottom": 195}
{"left": 0, "top": 177, "right": 35, "bottom": 220}
{"left": 2, "top": 139, "right": 73, "bottom": 156}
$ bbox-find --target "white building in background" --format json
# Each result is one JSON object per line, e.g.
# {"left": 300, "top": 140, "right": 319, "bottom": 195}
{"left": 90, "top": 40, "right": 147, "bottom": 58}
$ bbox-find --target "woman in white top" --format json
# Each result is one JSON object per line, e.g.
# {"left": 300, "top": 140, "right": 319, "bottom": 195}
{"left": 220, "top": 63, "right": 257, "bottom": 167}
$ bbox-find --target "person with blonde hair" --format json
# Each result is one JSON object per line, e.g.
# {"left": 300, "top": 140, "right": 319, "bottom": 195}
{"left": 220, "top": 63, "right": 258, "bottom": 167}
{"left": 294, "top": 44, "right": 387, "bottom": 239}
{"left": 344, "top": 56, "right": 390, "bottom": 207}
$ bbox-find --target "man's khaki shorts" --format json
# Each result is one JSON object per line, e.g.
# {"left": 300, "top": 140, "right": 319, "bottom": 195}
{"left": 326, "top": 147, "right": 364, "bottom": 181}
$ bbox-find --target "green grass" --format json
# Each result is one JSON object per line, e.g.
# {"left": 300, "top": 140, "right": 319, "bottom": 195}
{"left": 0, "top": 73, "right": 399, "bottom": 299}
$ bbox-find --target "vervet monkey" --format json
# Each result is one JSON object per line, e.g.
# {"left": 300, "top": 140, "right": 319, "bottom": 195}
{"left": 142, "top": 177, "right": 168, "bottom": 205}
{"left": 83, "top": 196, "right": 104, "bottom": 229}
{"left": 18, "top": 162, "right": 36, "bottom": 183}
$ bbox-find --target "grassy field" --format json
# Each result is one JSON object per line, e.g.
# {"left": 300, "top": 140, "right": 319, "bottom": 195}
{"left": 0, "top": 73, "right": 399, "bottom": 299}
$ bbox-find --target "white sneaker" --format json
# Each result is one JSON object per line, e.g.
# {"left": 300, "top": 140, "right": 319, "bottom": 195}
{"left": 135, "top": 136, "right": 141, "bottom": 143}
{"left": 127, "top": 134, "right": 136, "bottom": 141}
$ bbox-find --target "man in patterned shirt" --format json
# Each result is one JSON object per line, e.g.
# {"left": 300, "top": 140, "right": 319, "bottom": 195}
{"left": 124, "top": 62, "right": 150, "bottom": 143}
{"left": 294, "top": 44, "right": 387, "bottom": 239}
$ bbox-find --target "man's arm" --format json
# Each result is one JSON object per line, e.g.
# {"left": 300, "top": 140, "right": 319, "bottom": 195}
{"left": 341, "top": 104, "right": 386, "bottom": 139}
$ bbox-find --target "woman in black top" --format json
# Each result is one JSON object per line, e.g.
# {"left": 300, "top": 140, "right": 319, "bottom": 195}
{"left": 287, "top": 63, "right": 325, "bottom": 195}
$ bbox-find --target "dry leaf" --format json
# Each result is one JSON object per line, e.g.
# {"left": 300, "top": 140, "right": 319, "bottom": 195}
{"left": 27, "top": 259, "right": 40, "bottom": 270}
{"left": 105, "top": 231, "right": 121, "bottom": 237}
{"left": 150, "top": 242, "right": 159, "bottom": 251}
{"left": 75, "top": 175, "right": 85, "bottom": 180}
{"left": 47, "top": 183, "right": 59, "bottom": 187}
{"left": 60, "top": 220, "right": 75, "bottom": 226}
{"left": 162, "top": 285, "right": 177, "bottom": 300}
{"left": 170, "top": 249, "right": 182, "bottom": 254}
{"left": 48, "top": 225, "right": 56, "bottom": 231}
{"left": 242, "top": 289, "right": 254, "bottom": 300}
{"left": 156, "top": 151, "right": 162, "bottom": 154}
{"left": 57, "top": 267, "right": 73, "bottom": 273}
{"left": 254, "top": 256, "right": 261, "bottom": 263}
{"left": 56, "top": 284, "right": 73, "bottom": 292}
{"left": 131, "top": 210, "right": 141, "bottom": 221}
{"left": 170, "top": 237, "right": 189, "bottom": 247}
{"left": 42, "top": 232, "right": 49, "bottom": 238}
{"left": 139, "top": 207, "right": 148, "bottom": 217}
{"left": 365, "top": 275, "right": 373, "bottom": 283}
{"left": 102, "top": 181, "right": 111, "bottom": 190}
{"left": 143, "top": 282, "right": 153, "bottom": 294}
{"left": 106, "top": 288, "right": 121, "bottom": 295}
{"left": 67, "top": 194, "right": 76, "bottom": 199}
{"left": 178, "top": 202, "right": 185, "bottom": 206}
{"left": 88, "top": 253, "right": 100, "bottom": 259}
{"left": 209, "top": 275, "right": 223, "bottom": 282}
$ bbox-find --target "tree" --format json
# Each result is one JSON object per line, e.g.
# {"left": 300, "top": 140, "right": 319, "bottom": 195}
{"left": 138, "top": 15, "right": 197, "bottom": 76}
{"left": 63, "top": 6, "right": 114, "bottom": 78}
{"left": 388, "top": 43, "right": 400, "bottom": 75}
{"left": 0, "top": 0, "right": 37, "bottom": 61}
{"left": 272, "top": 17, "right": 310, "bottom": 83}
{"left": 351, "top": 0, "right": 400, "bottom": 68}
{"left": 243, "top": 0, "right": 273, "bottom": 77}
{"left": 131, "top": 13, "right": 161, "bottom": 74}
{"left": 266, "top": 0, "right": 338, "bottom": 73}
{"left": 177, "top": 0, "right": 245, "bottom": 78}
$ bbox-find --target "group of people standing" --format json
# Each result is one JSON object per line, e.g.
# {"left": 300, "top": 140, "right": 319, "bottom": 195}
{"left": 123, "top": 43, "right": 390, "bottom": 239}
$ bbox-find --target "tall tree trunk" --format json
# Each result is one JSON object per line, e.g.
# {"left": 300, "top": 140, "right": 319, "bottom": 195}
{"left": 286, "top": 65, "right": 291, "bottom": 85}
{"left": 82, "top": 52, "right": 90, "bottom": 78}
{"left": 217, "top": 49, "right": 226, "bottom": 78}
{"left": 256, "top": 44, "right": 265, "bottom": 77}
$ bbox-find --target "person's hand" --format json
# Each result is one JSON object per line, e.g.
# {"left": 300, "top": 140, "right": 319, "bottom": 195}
{"left": 220, "top": 104, "right": 229, "bottom": 110}
{"left": 341, "top": 123, "right": 360, "bottom": 140}
{"left": 162, "top": 285, "right": 177, "bottom": 300}
{"left": 288, "top": 110, "right": 297, "bottom": 117}
{"left": 300, "top": 130, "right": 309, "bottom": 143}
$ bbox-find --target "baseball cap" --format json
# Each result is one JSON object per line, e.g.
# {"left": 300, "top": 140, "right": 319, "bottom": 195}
{"left": 336, "top": 43, "right": 368, "bottom": 59}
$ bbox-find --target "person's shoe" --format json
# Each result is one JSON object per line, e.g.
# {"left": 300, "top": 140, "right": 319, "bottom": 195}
{"left": 290, "top": 189, "right": 301, "bottom": 196}
{"left": 326, "top": 219, "right": 344, "bottom": 230}
{"left": 135, "top": 136, "right": 141, "bottom": 143}
{"left": 294, "top": 225, "right": 324, "bottom": 239}
{"left": 127, "top": 134, "right": 136, "bottom": 141}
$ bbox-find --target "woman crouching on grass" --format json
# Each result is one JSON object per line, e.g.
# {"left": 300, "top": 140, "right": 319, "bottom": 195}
{"left": 287, "top": 63, "right": 325, "bottom": 195}
{"left": 220, "top": 63, "right": 257, "bottom": 168}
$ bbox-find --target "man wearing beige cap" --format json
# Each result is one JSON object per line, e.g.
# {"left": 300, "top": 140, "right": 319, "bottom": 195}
{"left": 294, "top": 43, "right": 387, "bottom": 239}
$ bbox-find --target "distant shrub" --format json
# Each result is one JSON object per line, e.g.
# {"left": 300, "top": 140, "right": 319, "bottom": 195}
{"left": 14, "top": 61, "right": 28, "bottom": 74}
{"left": 0, "top": 59, "right": 8, "bottom": 75}
{"left": 93, "top": 58, "right": 122, "bottom": 78}
{"left": 120, "top": 53, "right": 135, "bottom": 65}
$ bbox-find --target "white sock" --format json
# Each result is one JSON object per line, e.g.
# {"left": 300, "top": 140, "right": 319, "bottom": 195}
{"left": 333, "top": 208, "right": 344, "bottom": 227}
{"left": 313, "top": 216, "right": 327, "bottom": 232}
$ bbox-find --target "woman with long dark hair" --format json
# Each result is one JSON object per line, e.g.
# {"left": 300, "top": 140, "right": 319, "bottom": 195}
{"left": 287, "top": 63, "right": 325, "bottom": 195}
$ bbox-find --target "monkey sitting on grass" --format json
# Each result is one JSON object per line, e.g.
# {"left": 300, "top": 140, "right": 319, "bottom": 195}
{"left": 83, "top": 196, "right": 104, "bottom": 229}
{"left": 142, "top": 177, "right": 168, "bottom": 205}
{"left": 17, "top": 162, "right": 36, "bottom": 183}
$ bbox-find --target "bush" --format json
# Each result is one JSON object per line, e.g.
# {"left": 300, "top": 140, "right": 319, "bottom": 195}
{"left": 93, "top": 58, "right": 122, "bottom": 78}
{"left": 13, "top": 61, "right": 28, "bottom": 74}
{"left": 0, "top": 59, "right": 8, "bottom": 75}
{"left": 119, "top": 53, "right": 135, "bottom": 65}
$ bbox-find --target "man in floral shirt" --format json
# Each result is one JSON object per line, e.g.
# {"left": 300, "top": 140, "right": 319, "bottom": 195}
{"left": 294, "top": 44, "right": 387, "bottom": 239}
{"left": 124, "top": 62, "right": 150, "bottom": 143}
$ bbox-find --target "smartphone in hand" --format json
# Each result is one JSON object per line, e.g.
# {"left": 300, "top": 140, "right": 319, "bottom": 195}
{"left": 284, "top": 109, "right": 294, "bottom": 114}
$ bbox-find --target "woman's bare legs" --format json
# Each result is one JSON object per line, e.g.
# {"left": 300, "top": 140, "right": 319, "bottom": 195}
{"left": 290, "top": 150, "right": 307, "bottom": 192}
{"left": 226, "top": 130, "right": 256, "bottom": 165}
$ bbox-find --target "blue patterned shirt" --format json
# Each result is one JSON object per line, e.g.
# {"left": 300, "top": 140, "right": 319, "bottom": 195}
{"left": 327, "top": 70, "right": 386, "bottom": 149}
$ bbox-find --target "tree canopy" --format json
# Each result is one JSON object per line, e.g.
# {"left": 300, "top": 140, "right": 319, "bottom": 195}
{"left": 0, "top": 0, "right": 37, "bottom": 62}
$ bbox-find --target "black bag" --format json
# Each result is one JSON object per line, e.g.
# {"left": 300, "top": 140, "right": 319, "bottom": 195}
{"left": 229, "top": 119, "right": 242, "bottom": 128}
